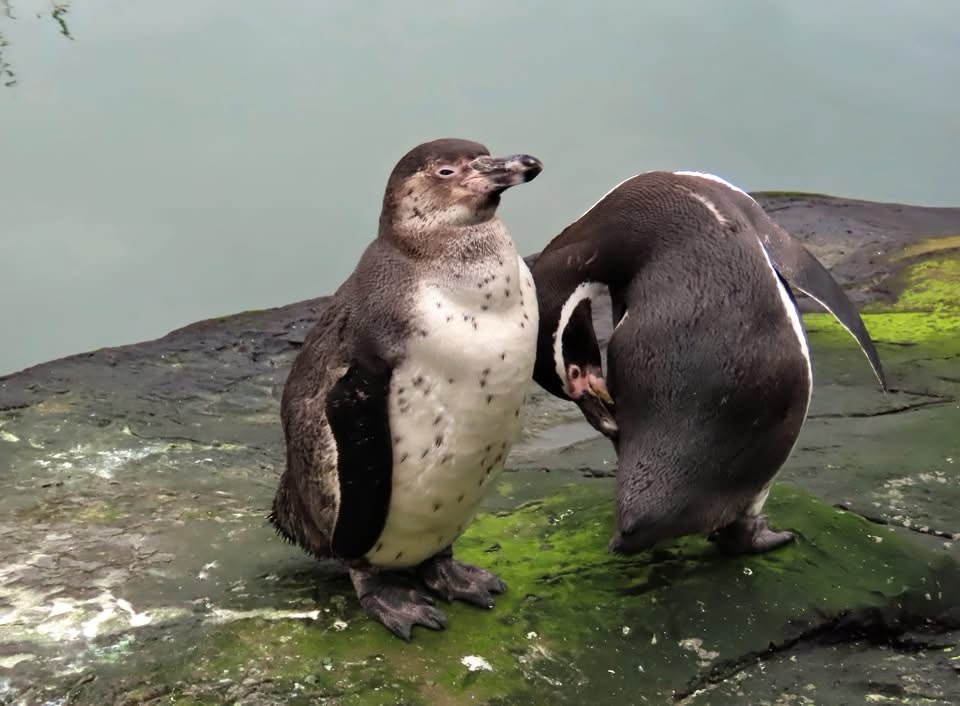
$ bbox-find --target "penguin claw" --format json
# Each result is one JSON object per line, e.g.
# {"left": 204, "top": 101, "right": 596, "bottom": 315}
{"left": 358, "top": 585, "right": 448, "bottom": 641}
{"left": 418, "top": 555, "right": 506, "bottom": 609}
{"left": 710, "top": 514, "right": 796, "bottom": 555}
{"left": 349, "top": 568, "right": 448, "bottom": 641}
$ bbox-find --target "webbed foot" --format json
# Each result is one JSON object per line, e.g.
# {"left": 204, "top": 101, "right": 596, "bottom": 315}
{"left": 348, "top": 566, "right": 447, "bottom": 641}
{"left": 710, "top": 514, "right": 795, "bottom": 555}
{"left": 417, "top": 546, "right": 506, "bottom": 608}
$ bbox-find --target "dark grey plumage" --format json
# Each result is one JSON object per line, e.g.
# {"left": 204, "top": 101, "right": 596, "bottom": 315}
{"left": 270, "top": 138, "right": 542, "bottom": 640}
{"left": 531, "top": 170, "right": 884, "bottom": 555}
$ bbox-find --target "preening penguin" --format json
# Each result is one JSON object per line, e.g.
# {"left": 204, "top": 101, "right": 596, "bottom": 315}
{"left": 271, "top": 138, "right": 542, "bottom": 640}
{"left": 531, "top": 170, "right": 885, "bottom": 556}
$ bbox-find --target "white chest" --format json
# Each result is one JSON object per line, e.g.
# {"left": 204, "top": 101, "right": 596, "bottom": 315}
{"left": 365, "top": 255, "right": 539, "bottom": 567}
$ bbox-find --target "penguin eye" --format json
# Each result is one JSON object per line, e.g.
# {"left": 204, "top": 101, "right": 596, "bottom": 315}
{"left": 435, "top": 166, "right": 457, "bottom": 178}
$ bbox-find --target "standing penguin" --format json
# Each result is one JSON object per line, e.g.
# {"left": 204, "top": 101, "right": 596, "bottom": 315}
{"left": 271, "top": 138, "right": 542, "bottom": 640}
{"left": 531, "top": 171, "right": 885, "bottom": 555}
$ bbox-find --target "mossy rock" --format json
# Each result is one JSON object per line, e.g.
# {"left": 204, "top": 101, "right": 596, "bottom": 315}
{"left": 800, "top": 248, "right": 958, "bottom": 446}
{"left": 74, "top": 483, "right": 957, "bottom": 706}
{"left": 4, "top": 204, "right": 959, "bottom": 705}
{"left": 806, "top": 251, "right": 960, "bottom": 351}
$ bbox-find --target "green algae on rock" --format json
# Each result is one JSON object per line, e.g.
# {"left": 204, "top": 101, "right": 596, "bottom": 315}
{"left": 52, "top": 483, "right": 958, "bottom": 706}
{"left": 802, "top": 249, "right": 960, "bottom": 355}
{"left": 2, "top": 194, "right": 960, "bottom": 705}
{"left": 874, "top": 255, "right": 960, "bottom": 313}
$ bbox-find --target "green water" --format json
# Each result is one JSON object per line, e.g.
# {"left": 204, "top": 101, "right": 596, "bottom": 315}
{"left": 2, "top": 0, "right": 958, "bottom": 375}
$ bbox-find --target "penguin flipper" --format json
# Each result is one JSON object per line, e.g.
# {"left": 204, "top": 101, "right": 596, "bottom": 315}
{"left": 326, "top": 355, "right": 395, "bottom": 560}
{"left": 759, "top": 226, "right": 887, "bottom": 391}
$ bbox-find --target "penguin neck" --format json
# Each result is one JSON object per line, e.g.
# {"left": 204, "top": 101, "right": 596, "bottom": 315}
{"left": 380, "top": 216, "right": 513, "bottom": 265}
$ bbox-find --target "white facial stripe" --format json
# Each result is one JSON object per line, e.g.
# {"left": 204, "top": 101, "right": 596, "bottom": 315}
{"left": 674, "top": 171, "right": 755, "bottom": 202}
{"left": 553, "top": 281, "right": 607, "bottom": 390}
{"left": 756, "top": 237, "right": 813, "bottom": 414}
{"left": 687, "top": 190, "right": 728, "bottom": 226}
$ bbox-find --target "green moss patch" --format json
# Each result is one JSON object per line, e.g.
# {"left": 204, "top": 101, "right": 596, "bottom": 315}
{"left": 804, "top": 311, "right": 960, "bottom": 351}
{"left": 872, "top": 256, "right": 960, "bottom": 314}
{"left": 102, "top": 484, "right": 957, "bottom": 705}
{"left": 804, "top": 253, "right": 960, "bottom": 357}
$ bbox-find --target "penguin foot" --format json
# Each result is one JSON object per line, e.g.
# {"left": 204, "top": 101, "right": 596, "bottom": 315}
{"left": 417, "top": 548, "right": 506, "bottom": 609}
{"left": 710, "top": 514, "right": 795, "bottom": 555}
{"left": 348, "top": 567, "right": 447, "bottom": 642}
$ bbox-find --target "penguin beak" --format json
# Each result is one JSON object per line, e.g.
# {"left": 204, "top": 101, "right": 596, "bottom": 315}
{"left": 586, "top": 377, "right": 614, "bottom": 405}
{"left": 577, "top": 393, "right": 619, "bottom": 439}
{"left": 462, "top": 154, "right": 543, "bottom": 193}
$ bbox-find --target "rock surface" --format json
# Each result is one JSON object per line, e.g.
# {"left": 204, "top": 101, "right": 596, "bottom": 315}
{"left": 1, "top": 192, "right": 958, "bottom": 705}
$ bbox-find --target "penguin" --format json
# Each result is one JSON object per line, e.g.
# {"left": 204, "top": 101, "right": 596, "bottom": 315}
{"left": 270, "top": 138, "right": 542, "bottom": 640}
{"left": 530, "top": 170, "right": 886, "bottom": 556}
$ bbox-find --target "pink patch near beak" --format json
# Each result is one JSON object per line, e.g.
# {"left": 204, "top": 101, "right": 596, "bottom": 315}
{"left": 566, "top": 366, "right": 613, "bottom": 404}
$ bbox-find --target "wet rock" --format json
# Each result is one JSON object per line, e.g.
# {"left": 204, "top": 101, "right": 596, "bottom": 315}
{"left": 0, "top": 193, "right": 958, "bottom": 704}
{"left": 682, "top": 631, "right": 960, "bottom": 705}
{"left": 3, "top": 483, "right": 955, "bottom": 705}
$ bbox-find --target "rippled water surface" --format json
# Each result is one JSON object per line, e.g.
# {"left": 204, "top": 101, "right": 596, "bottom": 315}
{"left": 2, "top": 0, "right": 958, "bottom": 374}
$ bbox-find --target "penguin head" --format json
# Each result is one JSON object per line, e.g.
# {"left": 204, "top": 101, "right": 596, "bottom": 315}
{"left": 532, "top": 280, "right": 619, "bottom": 438}
{"left": 379, "top": 138, "right": 542, "bottom": 234}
